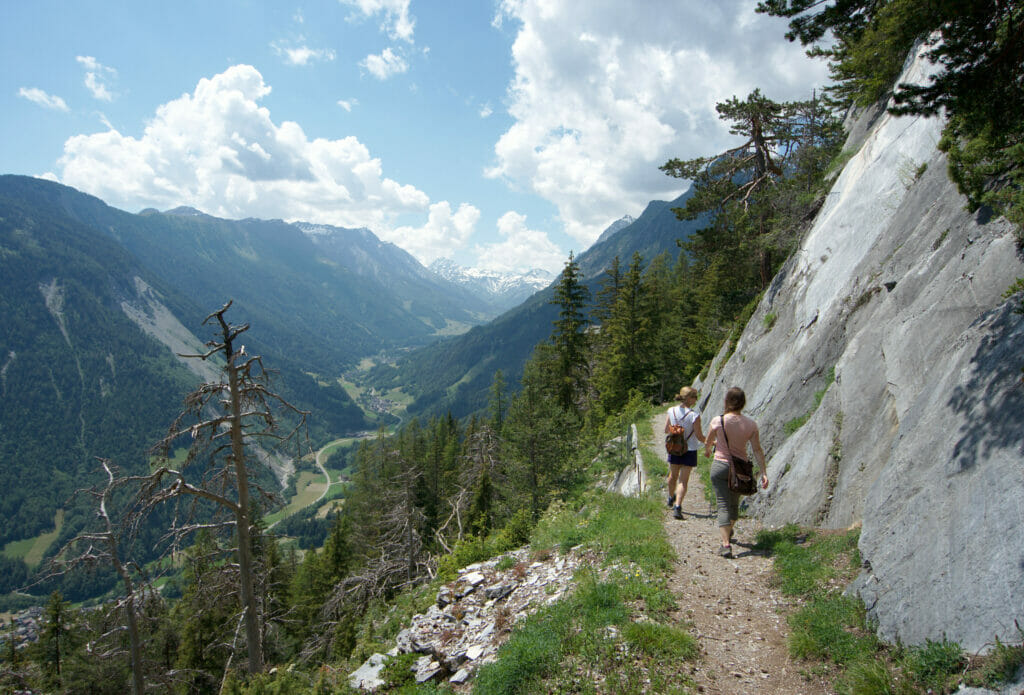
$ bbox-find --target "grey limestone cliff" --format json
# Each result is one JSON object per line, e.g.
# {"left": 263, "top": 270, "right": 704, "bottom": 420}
{"left": 695, "top": 44, "right": 1024, "bottom": 652}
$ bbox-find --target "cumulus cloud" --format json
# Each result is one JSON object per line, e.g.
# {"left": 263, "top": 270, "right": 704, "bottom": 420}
{"left": 391, "top": 201, "right": 481, "bottom": 264}
{"left": 337, "top": 98, "right": 358, "bottom": 112}
{"left": 489, "top": 0, "right": 830, "bottom": 247}
{"left": 18, "top": 87, "right": 69, "bottom": 111}
{"left": 76, "top": 55, "right": 116, "bottom": 101}
{"left": 340, "top": 0, "right": 415, "bottom": 42}
{"left": 361, "top": 47, "right": 408, "bottom": 79}
{"left": 271, "top": 39, "right": 337, "bottom": 66}
{"left": 479, "top": 103, "right": 493, "bottom": 118}
{"left": 473, "top": 211, "right": 566, "bottom": 274}
{"left": 56, "top": 65, "right": 457, "bottom": 249}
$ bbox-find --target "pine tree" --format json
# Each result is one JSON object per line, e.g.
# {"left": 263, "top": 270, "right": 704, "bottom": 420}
{"left": 759, "top": 0, "right": 1024, "bottom": 231}
{"left": 504, "top": 346, "right": 576, "bottom": 518}
{"left": 33, "top": 591, "right": 74, "bottom": 691}
{"left": 550, "top": 252, "right": 591, "bottom": 412}
{"left": 488, "top": 370, "right": 507, "bottom": 436}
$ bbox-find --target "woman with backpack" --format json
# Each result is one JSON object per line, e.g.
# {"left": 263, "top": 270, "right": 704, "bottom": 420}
{"left": 704, "top": 386, "right": 768, "bottom": 558}
{"left": 664, "top": 386, "right": 704, "bottom": 520}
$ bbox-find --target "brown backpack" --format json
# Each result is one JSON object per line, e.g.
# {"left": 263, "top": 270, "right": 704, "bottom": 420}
{"left": 664, "top": 407, "right": 689, "bottom": 457}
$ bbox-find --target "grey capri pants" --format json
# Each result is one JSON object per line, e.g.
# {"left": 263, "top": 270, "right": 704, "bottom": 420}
{"left": 710, "top": 460, "right": 740, "bottom": 527}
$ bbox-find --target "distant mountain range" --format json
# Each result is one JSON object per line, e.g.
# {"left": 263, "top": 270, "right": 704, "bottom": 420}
{"left": 0, "top": 174, "right": 521, "bottom": 579}
{"left": 368, "top": 188, "right": 703, "bottom": 420}
{"left": 428, "top": 259, "right": 554, "bottom": 314}
{"left": 0, "top": 173, "right": 700, "bottom": 595}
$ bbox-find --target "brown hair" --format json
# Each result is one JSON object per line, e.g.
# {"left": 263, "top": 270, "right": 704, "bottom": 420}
{"left": 675, "top": 386, "right": 698, "bottom": 403}
{"left": 724, "top": 387, "right": 746, "bottom": 413}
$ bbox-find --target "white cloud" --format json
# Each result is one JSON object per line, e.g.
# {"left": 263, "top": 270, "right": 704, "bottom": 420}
{"left": 340, "top": 0, "right": 415, "bottom": 42}
{"left": 18, "top": 87, "right": 69, "bottom": 112}
{"left": 271, "top": 39, "right": 337, "bottom": 66}
{"left": 337, "top": 98, "right": 358, "bottom": 112}
{"left": 490, "top": 0, "right": 830, "bottom": 247}
{"left": 57, "top": 65, "right": 438, "bottom": 240}
{"left": 76, "top": 55, "right": 116, "bottom": 101}
{"left": 479, "top": 103, "right": 493, "bottom": 118}
{"left": 473, "top": 211, "right": 566, "bottom": 274}
{"left": 391, "top": 201, "right": 480, "bottom": 264}
{"left": 361, "top": 47, "right": 408, "bottom": 79}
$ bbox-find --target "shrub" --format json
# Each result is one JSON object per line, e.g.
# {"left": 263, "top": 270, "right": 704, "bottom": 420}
{"left": 902, "top": 637, "right": 966, "bottom": 693}
{"left": 974, "top": 633, "right": 1024, "bottom": 688}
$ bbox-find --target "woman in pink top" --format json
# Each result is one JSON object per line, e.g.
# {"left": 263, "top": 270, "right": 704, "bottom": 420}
{"left": 703, "top": 387, "right": 768, "bottom": 558}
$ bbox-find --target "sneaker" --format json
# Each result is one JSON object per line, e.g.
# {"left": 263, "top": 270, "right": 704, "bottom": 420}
{"left": 718, "top": 544, "right": 733, "bottom": 558}
{"left": 673, "top": 506, "right": 684, "bottom": 520}
{"left": 667, "top": 495, "right": 675, "bottom": 507}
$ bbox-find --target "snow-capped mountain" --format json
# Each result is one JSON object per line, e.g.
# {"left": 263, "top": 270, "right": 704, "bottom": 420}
{"left": 593, "top": 215, "right": 635, "bottom": 245}
{"left": 429, "top": 259, "right": 554, "bottom": 313}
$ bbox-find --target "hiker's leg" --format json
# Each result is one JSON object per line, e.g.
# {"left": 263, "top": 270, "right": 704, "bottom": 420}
{"left": 675, "top": 451, "right": 696, "bottom": 506}
{"left": 710, "top": 460, "right": 733, "bottom": 543}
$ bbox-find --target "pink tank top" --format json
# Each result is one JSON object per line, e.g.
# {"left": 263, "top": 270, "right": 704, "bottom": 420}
{"left": 712, "top": 413, "right": 757, "bottom": 463}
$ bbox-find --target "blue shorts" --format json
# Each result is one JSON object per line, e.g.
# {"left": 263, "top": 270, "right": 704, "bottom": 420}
{"left": 669, "top": 449, "right": 697, "bottom": 467}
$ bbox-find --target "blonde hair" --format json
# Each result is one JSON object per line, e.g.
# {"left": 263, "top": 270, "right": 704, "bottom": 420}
{"left": 676, "top": 386, "right": 698, "bottom": 403}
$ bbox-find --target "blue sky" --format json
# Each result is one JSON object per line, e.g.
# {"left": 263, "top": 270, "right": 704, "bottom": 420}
{"left": 2, "top": 1, "right": 829, "bottom": 274}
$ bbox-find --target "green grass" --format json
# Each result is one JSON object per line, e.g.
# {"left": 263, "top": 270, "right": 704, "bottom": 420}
{"left": 622, "top": 620, "right": 698, "bottom": 661}
{"left": 755, "top": 525, "right": 878, "bottom": 669}
{"left": 474, "top": 568, "right": 693, "bottom": 695}
{"left": 972, "top": 632, "right": 1024, "bottom": 688}
{"left": 753, "top": 524, "right": 1024, "bottom": 694}
{"left": 2, "top": 509, "right": 64, "bottom": 568}
{"left": 263, "top": 470, "right": 328, "bottom": 527}
{"left": 783, "top": 366, "right": 836, "bottom": 436}
{"left": 466, "top": 485, "right": 694, "bottom": 694}
{"left": 755, "top": 524, "right": 860, "bottom": 596}
{"left": 901, "top": 638, "right": 966, "bottom": 693}
{"left": 788, "top": 593, "right": 877, "bottom": 664}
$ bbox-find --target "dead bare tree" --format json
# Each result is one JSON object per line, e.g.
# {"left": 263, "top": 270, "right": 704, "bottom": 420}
{"left": 303, "top": 458, "right": 430, "bottom": 661}
{"left": 141, "top": 300, "right": 309, "bottom": 676}
{"left": 434, "top": 425, "right": 506, "bottom": 551}
{"left": 39, "top": 458, "right": 160, "bottom": 695}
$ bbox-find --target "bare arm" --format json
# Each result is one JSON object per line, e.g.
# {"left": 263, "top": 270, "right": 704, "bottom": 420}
{"left": 693, "top": 414, "right": 705, "bottom": 443}
{"left": 751, "top": 424, "right": 768, "bottom": 487}
{"left": 703, "top": 417, "right": 717, "bottom": 458}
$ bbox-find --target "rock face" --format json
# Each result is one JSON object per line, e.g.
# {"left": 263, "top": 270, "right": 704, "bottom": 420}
{"left": 696, "top": 44, "right": 1024, "bottom": 652}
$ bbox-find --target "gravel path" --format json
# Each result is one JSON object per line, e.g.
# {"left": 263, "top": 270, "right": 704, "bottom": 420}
{"left": 649, "top": 412, "right": 831, "bottom": 695}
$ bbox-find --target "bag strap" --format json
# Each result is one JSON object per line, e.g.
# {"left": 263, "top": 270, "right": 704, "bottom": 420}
{"left": 673, "top": 406, "right": 691, "bottom": 440}
{"left": 720, "top": 414, "right": 732, "bottom": 458}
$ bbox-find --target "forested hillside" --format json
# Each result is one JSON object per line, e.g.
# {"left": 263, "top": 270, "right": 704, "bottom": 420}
{"left": 0, "top": 190, "right": 202, "bottom": 602}
{"left": 0, "top": 175, "right": 498, "bottom": 604}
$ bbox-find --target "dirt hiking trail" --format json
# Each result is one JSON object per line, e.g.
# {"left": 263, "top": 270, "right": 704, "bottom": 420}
{"left": 648, "top": 412, "right": 831, "bottom": 695}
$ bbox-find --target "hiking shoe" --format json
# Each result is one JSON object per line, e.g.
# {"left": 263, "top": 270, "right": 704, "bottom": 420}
{"left": 718, "top": 544, "right": 733, "bottom": 558}
{"left": 673, "top": 506, "right": 684, "bottom": 520}
{"left": 667, "top": 495, "right": 675, "bottom": 507}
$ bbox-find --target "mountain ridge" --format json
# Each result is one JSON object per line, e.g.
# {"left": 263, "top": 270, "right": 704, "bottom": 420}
{"left": 370, "top": 187, "right": 704, "bottom": 420}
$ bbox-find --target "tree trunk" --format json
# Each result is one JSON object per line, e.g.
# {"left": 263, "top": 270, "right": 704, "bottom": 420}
{"left": 228, "top": 355, "right": 263, "bottom": 674}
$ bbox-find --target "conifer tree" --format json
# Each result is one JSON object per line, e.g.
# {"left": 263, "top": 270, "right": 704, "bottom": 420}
{"left": 759, "top": 0, "right": 1024, "bottom": 230}
{"left": 504, "top": 346, "right": 575, "bottom": 518}
{"left": 488, "top": 370, "right": 507, "bottom": 435}
{"left": 32, "top": 592, "right": 74, "bottom": 691}
{"left": 550, "top": 253, "right": 591, "bottom": 412}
